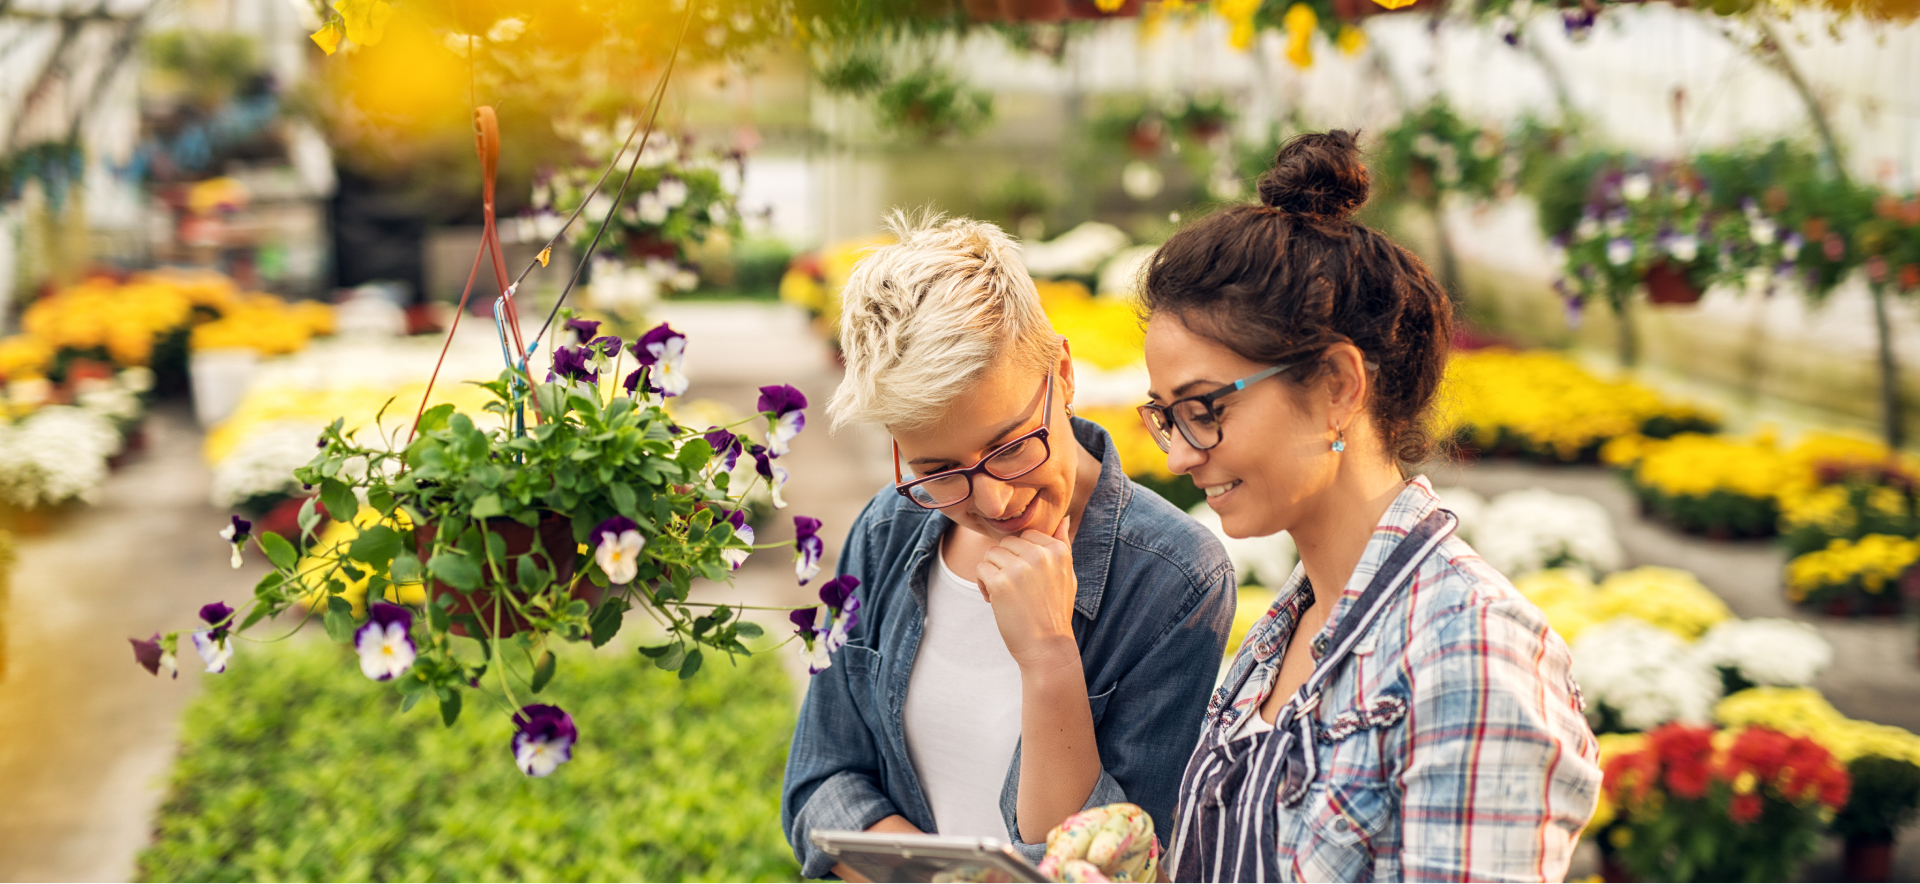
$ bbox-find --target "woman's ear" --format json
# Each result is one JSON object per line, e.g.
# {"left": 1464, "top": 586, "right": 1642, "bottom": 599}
{"left": 1321, "top": 343, "right": 1370, "bottom": 432}
{"left": 1058, "top": 338, "right": 1077, "bottom": 408}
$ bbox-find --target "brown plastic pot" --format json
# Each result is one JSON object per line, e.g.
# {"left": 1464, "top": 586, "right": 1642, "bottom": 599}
{"left": 961, "top": 0, "right": 1002, "bottom": 18}
{"left": 416, "top": 512, "right": 596, "bottom": 638}
{"left": 1065, "top": 0, "right": 1143, "bottom": 17}
{"left": 1645, "top": 260, "right": 1703, "bottom": 305}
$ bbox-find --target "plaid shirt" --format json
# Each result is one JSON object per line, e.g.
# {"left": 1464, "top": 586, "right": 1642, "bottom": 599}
{"left": 1189, "top": 477, "right": 1600, "bottom": 882}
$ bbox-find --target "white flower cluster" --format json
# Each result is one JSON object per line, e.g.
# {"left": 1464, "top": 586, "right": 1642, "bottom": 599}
{"left": 210, "top": 422, "right": 325, "bottom": 508}
{"left": 1691, "top": 618, "right": 1833, "bottom": 688}
{"left": 1572, "top": 618, "right": 1721, "bottom": 731}
{"left": 1187, "top": 502, "right": 1297, "bottom": 588}
{"left": 1469, "top": 487, "right": 1624, "bottom": 579}
{"left": 1018, "top": 222, "right": 1131, "bottom": 279}
{"left": 0, "top": 406, "right": 120, "bottom": 508}
{"left": 1430, "top": 485, "right": 1487, "bottom": 542}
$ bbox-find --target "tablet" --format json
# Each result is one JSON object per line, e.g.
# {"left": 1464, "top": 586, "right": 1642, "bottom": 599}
{"left": 809, "top": 829, "right": 1051, "bottom": 883}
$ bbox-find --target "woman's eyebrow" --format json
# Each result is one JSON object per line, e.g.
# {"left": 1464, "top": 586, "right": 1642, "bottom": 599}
{"left": 1148, "top": 378, "right": 1224, "bottom": 402}
{"left": 906, "top": 413, "right": 1031, "bottom": 467}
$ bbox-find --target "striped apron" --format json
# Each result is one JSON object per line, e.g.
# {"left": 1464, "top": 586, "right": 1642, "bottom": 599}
{"left": 1166, "top": 510, "right": 1456, "bottom": 883}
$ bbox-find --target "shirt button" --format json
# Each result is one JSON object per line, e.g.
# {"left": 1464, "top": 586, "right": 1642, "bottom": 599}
{"left": 1311, "top": 634, "right": 1329, "bottom": 659}
{"left": 1335, "top": 818, "right": 1351, "bottom": 832}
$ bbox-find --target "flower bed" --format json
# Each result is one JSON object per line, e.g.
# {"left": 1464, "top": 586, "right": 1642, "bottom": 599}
{"left": 137, "top": 639, "right": 799, "bottom": 881}
{"left": 1433, "top": 349, "right": 1716, "bottom": 464}
{"left": 1786, "top": 533, "right": 1919, "bottom": 615}
{"left": 1603, "top": 432, "right": 1798, "bottom": 538}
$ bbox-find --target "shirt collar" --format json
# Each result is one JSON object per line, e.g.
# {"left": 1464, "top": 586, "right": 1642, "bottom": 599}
{"left": 903, "top": 416, "right": 1126, "bottom": 621}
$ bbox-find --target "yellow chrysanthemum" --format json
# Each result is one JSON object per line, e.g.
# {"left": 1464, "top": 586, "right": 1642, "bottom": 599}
{"left": 1715, "top": 686, "right": 1920, "bottom": 764}
{"left": 1040, "top": 280, "right": 1144, "bottom": 372}
{"left": 1592, "top": 566, "right": 1732, "bottom": 640}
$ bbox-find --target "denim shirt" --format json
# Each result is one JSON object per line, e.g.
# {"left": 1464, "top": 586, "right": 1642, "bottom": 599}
{"left": 781, "top": 418, "right": 1236, "bottom": 879}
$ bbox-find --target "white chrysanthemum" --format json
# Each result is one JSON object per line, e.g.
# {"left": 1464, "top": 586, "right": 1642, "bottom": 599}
{"left": 1471, "top": 487, "right": 1623, "bottom": 579}
{"left": 1691, "top": 618, "right": 1832, "bottom": 688}
{"left": 210, "top": 422, "right": 326, "bottom": 508}
{"left": 1187, "top": 502, "right": 1296, "bottom": 588}
{"left": 1573, "top": 618, "right": 1720, "bottom": 731}
{"left": 0, "top": 407, "right": 117, "bottom": 508}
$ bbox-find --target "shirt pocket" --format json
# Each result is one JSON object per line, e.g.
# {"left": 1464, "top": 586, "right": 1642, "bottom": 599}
{"left": 1290, "top": 778, "right": 1395, "bottom": 883}
{"left": 1087, "top": 682, "right": 1119, "bottom": 724}
{"left": 839, "top": 643, "right": 884, "bottom": 722}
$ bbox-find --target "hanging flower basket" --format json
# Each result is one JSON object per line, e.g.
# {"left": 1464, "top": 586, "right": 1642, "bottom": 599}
{"left": 1645, "top": 260, "right": 1703, "bottom": 305}
{"left": 962, "top": 0, "right": 1002, "bottom": 18}
{"left": 1065, "top": 0, "right": 1144, "bottom": 18}
{"left": 1001, "top": 0, "right": 1069, "bottom": 21}
{"left": 414, "top": 512, "right": 593, "bottom": 639}
{"left": 1331, "top": 0, "right": 1443, "bottom": 23}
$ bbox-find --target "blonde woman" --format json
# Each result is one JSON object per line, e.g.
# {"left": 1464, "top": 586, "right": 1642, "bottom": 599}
{"left": 781, "top": 213, "right": 1234, "bottom": 879}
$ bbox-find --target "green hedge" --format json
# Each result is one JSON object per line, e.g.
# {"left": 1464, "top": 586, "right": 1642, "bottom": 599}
{"left": 138, "top": 638, "right": 802, "bottom": 882}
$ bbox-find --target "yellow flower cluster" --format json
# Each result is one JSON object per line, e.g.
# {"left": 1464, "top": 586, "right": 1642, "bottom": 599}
{"left": 1604, "top": 432, "right": 1802, "bottom": 501}
{"left": 296, "top": 506, "right": 426, "bottom": 616}
{"left": 777, "top": 235, "right": 893, "bottom": 334}
{"left": 1715, "top": 687, "right": 1920, "bottom": 765}
{"left": 1513, "top": 565, "right": 1732, "bottom": 642}
{"left": 1038, "top": 280, "right": 1144, "bottom": 372}
{"left": 1777, "top": 483, "right": 1907, "bottom": 536}
{"left": 190, "top": 294, "right": 335, "bottom": 355}
{"left": 1080, "top": 405, "right": 1175, "bottom": 481}
{"left": 1785, "top": 533, "right": 1920, "bottom": 602}
{"left": 1433, "top": 349, "right": 1711, "bottom": 462}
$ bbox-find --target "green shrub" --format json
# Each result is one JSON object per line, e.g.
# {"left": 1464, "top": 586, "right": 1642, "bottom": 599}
{"left": 138, "top": 639, "right": 801, "bottom": 882}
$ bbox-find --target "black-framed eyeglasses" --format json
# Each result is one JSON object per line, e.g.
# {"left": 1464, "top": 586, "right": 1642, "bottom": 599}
{"left": 1137, "top": 362, "right": 1297, "bottom": 453}
{"left": 892, "top": 371, "right": 1054, "bottom": 510}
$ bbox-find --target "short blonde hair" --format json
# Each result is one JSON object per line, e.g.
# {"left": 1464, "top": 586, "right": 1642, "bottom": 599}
{"left": 828, "top": 211, "right": 1058, "bottom": 431}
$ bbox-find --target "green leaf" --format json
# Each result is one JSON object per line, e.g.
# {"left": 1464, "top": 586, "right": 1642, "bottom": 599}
{"left": 590, "top": 598, "right": 629, "bottom": 648}
{"left": 428, "top": 601, "right": 450, "bottom": 632}
{"left": 469, "top": 493, "right": 505, "bottom": 521}
{"left": 428, "top": 552, "right": 482, "bottom": 591}
{"left": 348, "top": 525, "right": 404, "bottom": 570}
{"left": 400, "top": 691, "right": 422, "bottom": 713}
{"left": 678, "top": 648, "right": 703, "bottom": 680}
{"left": 654, "top": 642, "right": 687, "bottom": 671}
{"left": 298, "top": 497, "right": 322, "bottom": 536}
{"left": 324, "top": 607, "right": 355, "bottom": 643}
{"left": 239, "top": 605, "right": 271, "bottom": 631}
{"left": 417, "top": 402, "right": 455, "bottom": 433}
{"left": 530, "top": 651, "right": 557, "bottom": 693}
{"left": 390, "top": 554, "right": 424, "bottom": 584}
{"left": 734, "top": 621, "right": 764, "bottom": 639}
{"left": 439, "top": 690, "right": 463, "bottom": 727}
{"left": 676, "top": 437, "right": 714, "bottom": 472}
{"left": 260, "top": 532, "right": 298, "bottom": 571}
{"left": 636, "top": 641, "right": 673, "bottom": 658}
{"left": 320, "top": 479, "right": 358, "bottom": 523}
{"left": 610, "top": 481, "right": 636, "bottom": 515}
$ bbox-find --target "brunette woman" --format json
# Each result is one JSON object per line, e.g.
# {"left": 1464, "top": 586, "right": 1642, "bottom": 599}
{"left": 1139, "top": 131, "right": 1600, "bottom": 882}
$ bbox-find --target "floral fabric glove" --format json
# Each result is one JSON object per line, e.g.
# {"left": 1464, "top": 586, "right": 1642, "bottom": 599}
{"left": 1036, "top": 803, "right": 1160, "bottom": 883}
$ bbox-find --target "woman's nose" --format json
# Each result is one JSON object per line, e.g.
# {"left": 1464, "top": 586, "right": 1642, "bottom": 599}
{"left": 1164, "top": 433, "right": 1207, "bottom": 476}
{"left": 969, "top": 478, "right": 1022, "bottom": 520}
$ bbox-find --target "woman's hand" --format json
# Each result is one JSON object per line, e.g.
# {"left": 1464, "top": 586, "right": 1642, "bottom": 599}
{"left": 978, "top": 515, "right": 1079, "bottom": 670}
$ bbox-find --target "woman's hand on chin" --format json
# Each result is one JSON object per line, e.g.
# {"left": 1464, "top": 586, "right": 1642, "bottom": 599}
{"left": 978, "top": 515, "right": 1081, "bottom": 670}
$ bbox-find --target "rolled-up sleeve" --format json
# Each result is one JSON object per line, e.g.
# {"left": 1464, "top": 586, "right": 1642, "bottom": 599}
{"left": 1399, "top": 598, "right": 1602, "bottom": 883}
{"left": 1001, "top": 563, "right": 1236, "bottom": 861}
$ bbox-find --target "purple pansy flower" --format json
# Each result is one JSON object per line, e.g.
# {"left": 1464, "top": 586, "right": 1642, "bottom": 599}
{"left": 750, "top": 444, "right": 790, "bottom": 509}
{"left": 219, "top": 515, "right": 252, "bottom": 569}
{"left": 757, "top": 385, "right": 808, "bottom": 456}
{"left": 789, "top": 608, "right": 831, "bottom": 674}
{"left": 817, "top": 575, "right": 862, "bottom": 653}
{"left": 704, "top": 427, "right": 743, "bottom": 472}
{"left": 129, "top": 632, "right": 177, "bottom": 679}
{"left": 594, "top": 516, "right": 644, "bottom": 585}
{"left": 192, "top": 602, "right": 235, "bottom": 674}
{"left": 589, "top": 334, "right": 624, "bottom": 360}
{"left": 564, "top": 317, "right": 601, "bottom": 345}
{"left": 629, "top": 323, "right": 689, "bottom": 397}
{"left": 793, "top": 516, "right": 824, "bottom": 584}
{"left": 355, "top": 603, "right": 416, "bottom": 681}
{"left": 511, "top": 704, "right": 579, "bottom": 777}
{"left": 722, "top": 509, "right": 754, "bottom": 571}
{"left": 549, "top": 345, "right": 598, "bottom": 385}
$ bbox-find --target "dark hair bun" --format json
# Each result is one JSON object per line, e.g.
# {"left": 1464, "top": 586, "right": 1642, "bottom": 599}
{"left": 1256, "top": 129, "right": 1370, "bottom": 220}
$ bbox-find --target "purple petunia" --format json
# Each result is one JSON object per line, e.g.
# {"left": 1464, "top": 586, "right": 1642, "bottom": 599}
{"left": 793, "top": 516, "right": 824, "bottom": 584}
{"left": 512, "top": 704, "right": 579, "bottom": 777}
{"left": 629, "top": 323, "right": 688, "bottom": 397}
{"left": 549, "top": 345, "right": 598, "bottom": 385}
{"left": 757, "top": 385, "right": 808, "bottom": 456}
{"left": 355, "top": 603, "right": 416, "bottom": 682}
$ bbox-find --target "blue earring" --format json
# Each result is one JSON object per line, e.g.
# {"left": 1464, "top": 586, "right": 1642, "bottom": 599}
{"left": 1331, "top": 431, "right": 1346, "bottom": 453}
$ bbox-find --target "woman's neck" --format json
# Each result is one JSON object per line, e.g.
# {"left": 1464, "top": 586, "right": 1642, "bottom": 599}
{"left": 1289, "top": 455, "right": 1409, "bottom": 611}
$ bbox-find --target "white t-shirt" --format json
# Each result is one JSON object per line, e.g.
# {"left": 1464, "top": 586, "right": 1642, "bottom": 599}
{"left": 902, "top": 548, "right": 1026, "bottom": 839}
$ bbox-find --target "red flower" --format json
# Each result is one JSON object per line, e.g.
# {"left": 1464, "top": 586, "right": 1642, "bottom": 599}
{"left": 1730, "top": 792, "right": 1763, "bottom": 824}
